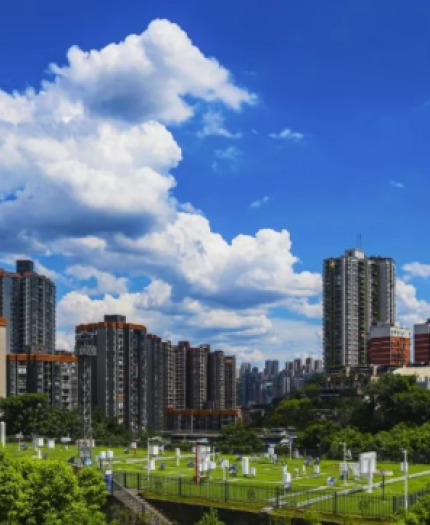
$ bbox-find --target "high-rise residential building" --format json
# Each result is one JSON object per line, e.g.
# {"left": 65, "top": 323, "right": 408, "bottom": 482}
{"left": 0, "top": 318, "right": 6, "bottom": 398}
{"left": 224, "top": 356, "right": 236, "bottom": 409}
{"left": 414, "top": 320, "right": 430, "bottom": 364}
{"left": 7, "top": 350, "right": 78, "bottom": 408}
{"left": 368, "top": 323, "right": 410, "bottom": 366}
{"left": 305, "top": 357, "right": 314, "bottom": 374}
{"left": 163, "top": 341, "right": 176, "bottom": 411}
{"left": 294, "top": 358, "right": 303, "bottom": 373}
{"left": 174, "top": 341, "right": 189, "bottom": 410}
{"left": 208, "top": 350, "right": 225, "bottom": 409}
{"left": 187, "top": 344, "right": 210, "bottom": 409}
{"left": 146, "top": 337, "right": 176, "bottom": 431}
{"left": 76, "top": 315, "right": 147, "bottom": 432}
{"left": 314, "top": 359, "right": 323, "bottom": 372}
{"left": 264, "top": 360, "right": 279, "bottom": 378}
{"left": 0, "top": 260, "right": 56, "bottom": 355}
{"left": 323, "top": 249, "right": 396, "bottom": 368}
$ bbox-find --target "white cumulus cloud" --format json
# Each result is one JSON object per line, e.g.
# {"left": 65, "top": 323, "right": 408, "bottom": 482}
{"left": 269, "top": 128, "right": 304, "bottom": 141}
{"left": 0, "top": 18, "right": 323, "bottom": 361}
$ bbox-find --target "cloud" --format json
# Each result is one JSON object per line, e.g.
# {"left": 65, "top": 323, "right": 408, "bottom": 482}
{"left": 390, "top": 180, "right": 405, "bottom": 189}
{"left": 0, "top": 18, "right": 323, "bottom": 362}
{"left": 47, "top": 19, "right": 255, "bottom": 125}
{"left": 250, "top": 196, "right": 270, "bottom": 209}
{"left": 65, "top": 264, "right": 129, "bottom": 295}
{"left": 269, "top": 128, "right": 304, "bottom": 141}
{"left": 198, "top": 110, "right": 241, "bottom": 139}
{"left": 212, "top": 146, "right": 241, "bottom": 171}
{"left": 57, "top": 279, "right": 322, "bottom": 363}
{"left": 402, "top": 262, "right": 430, "bottom": 280}
{"left": 397, "top": 279, "right": 430, "bottom": 326}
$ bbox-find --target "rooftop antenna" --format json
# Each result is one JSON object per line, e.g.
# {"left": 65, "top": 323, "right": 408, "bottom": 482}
{"left": 358, "top": 233, "right": 362, "bottom": 250}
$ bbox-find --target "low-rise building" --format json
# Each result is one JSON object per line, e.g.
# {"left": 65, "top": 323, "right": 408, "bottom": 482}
{"left": 368, "top": 323, "right": 410, "bottom": 366}
{"left": 7, "top": 349, "right": 78, "bottom": 408}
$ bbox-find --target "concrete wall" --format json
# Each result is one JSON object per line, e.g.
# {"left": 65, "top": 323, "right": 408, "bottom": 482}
{"left": 147, "top": 498, "right": 343, "bottom": 525}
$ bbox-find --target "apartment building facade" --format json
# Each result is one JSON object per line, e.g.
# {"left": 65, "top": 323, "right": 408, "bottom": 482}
{"left": 0, "top": 260, "right": 56, "bottom": 355}
{"left": 208, "top": 350, "right": 225, "bottom": 409}
{"left": 323, "top": 249, "right": 396, "bottom": 368}
{"left": 224, "top": 355, "right": 237, "bottom": 409}
{"left": 76, "top": 315, "right": 147, "bottom": 432}
{"left": 0, "top": 318, "right": 6, "bottom": 398}
{"left": 368, "top": 323, "right": 410, "bottom": 366}
{"left": 414, "top": 320, "right": 430, "bottom": 364}
{"left": 7, "top": 350, "right": 78, "bottom": 408}
{"left": 187, "top": 345, "right": 210, "bottom": 409}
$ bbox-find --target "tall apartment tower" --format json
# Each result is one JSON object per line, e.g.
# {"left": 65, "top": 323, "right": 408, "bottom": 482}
{"left": 187, "top": 344, "right": 210, "bottom": 409}
{"left": 163, "top": 341, "right": 176, "bottom": 411}
{"left": 208, "top": 350, "right": 225, "bottom": 409}
{"left": 146, "top": 335, "right": 174, "bottom": 432}
{"left": 224, "top": 356, "right": 237, "bottom": 409}
{"left": 174, "top": 342, "right": 189, "bottom": 410}
{"left": 0, "top": 260, "right": 56, "bottom": 354}
{"left": 323, "top": 249, "right": 396, "bottom": 368}
{"left": 76, "top": 315, "right": 147, "bottom": 432}
{"left": 0, "top": 318, "right": 6, "bottom": 398}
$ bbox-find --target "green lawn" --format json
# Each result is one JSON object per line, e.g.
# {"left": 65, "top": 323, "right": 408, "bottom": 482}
{"left": 2, "top": 442, "right": 429, "bottom": 493}
{"left": 3, "top": 442, "right": 430, "bottom": 519}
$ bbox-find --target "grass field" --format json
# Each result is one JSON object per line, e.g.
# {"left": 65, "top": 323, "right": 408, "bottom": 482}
{"left": 2, "top": 441, "right": 430, "bottom": 497}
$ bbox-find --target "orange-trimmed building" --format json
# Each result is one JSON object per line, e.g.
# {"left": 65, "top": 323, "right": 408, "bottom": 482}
{"left": 368, "top": 323, "right": 410, "bottom": 366}
{"left": 7, "top": 349, "right": 78, "bottom": 408}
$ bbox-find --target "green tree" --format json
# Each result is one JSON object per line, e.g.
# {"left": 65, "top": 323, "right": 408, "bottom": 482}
{"left": 268, "top": 398, "right": 314, "bottom": 430}
{"left": 196, "top": 508, "right": 225, "bottom": 525}
{"left": 218, "top": 423, "right": 263, "bottom": 454}
{"left": 296, "top": 421, "right": 337, "bottom": 454}
{"left": 396, "top": 492, "right": 430, "bottom": 524}
{"left": 0, "top": 458, "right": 107, "bottom": 524}
{"left": 0, "top": 393, "right": 50, "bottom": 436}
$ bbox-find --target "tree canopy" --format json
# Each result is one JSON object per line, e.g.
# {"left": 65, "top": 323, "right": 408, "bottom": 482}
{"left": 217, "top": 423, "right": 263, "bottom": 454}
{"left": 0, "top": 455, "right": 107, "bottom": 524}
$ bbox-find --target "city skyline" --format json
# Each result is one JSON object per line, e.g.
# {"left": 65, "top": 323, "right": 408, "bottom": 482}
{"left": 2, "top": 2, "right": 430, "bottom": 366}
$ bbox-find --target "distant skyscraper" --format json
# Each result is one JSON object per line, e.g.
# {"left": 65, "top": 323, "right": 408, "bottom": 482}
{"left": 323, "top": 249, "right": 396, "bottom": 368}
{"left": 264, "top": 360, "right": 279, "bottom": 378}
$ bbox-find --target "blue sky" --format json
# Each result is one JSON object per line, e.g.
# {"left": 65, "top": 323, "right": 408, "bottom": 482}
{"left": 1, "top": 0, "right": 430, "bottom": 364}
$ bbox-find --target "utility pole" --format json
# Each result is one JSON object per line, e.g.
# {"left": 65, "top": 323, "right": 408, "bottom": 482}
{"left": 402, "top": 449, "right": 409, "bottom": 511}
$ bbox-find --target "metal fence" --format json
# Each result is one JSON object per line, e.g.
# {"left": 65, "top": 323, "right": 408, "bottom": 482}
{"left": 114, "top": 472, "right": 282, "bottom": 507}
{"left": 112, "top": 478, "right": 172, "bottom": 524}
{"left": 113, "top": 472, "right": 430, "bottom": 519}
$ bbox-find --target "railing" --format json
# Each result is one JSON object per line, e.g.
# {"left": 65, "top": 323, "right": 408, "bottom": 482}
{"left": 113, "top": 472, "right": 430, "bottom": 520}
{"left": 112, "top": 478, "right": 172, "bottom": 525}
{"left": 114, "top": 472, "right": 282, "bottom": 507}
